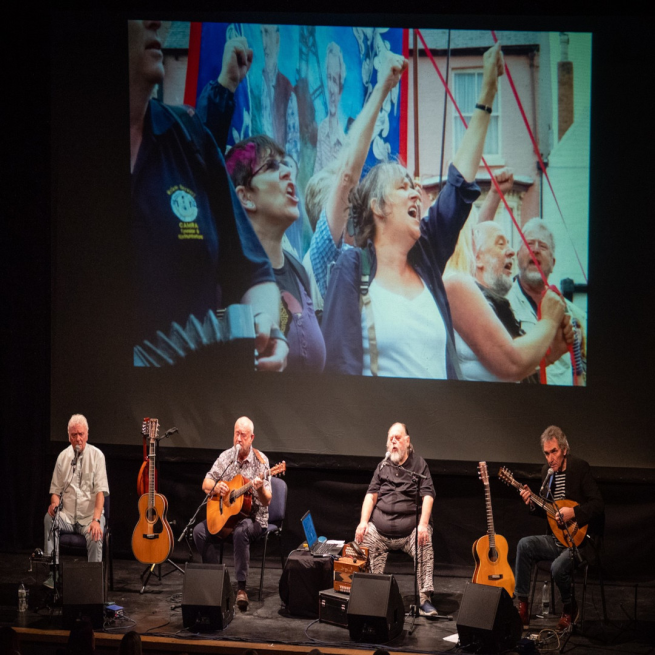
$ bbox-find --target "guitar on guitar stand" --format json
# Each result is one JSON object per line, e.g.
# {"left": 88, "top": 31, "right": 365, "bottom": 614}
{"left": 472, "top": 462, "right": 515, "bottom": 598}
{"left": 131, "top": 418, "right": 182, "bottom": 593}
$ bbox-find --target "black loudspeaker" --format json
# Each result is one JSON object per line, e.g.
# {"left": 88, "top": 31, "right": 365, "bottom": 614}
{"left": 456, "top": 583, "right": 523, "bottom": 653}
{"left": 347, "top": 573, "right": 405, "bottom": 643}
{"left": 62, "top": 561, "right": 105, "bottom": 629}
{"left": 182, "top": 563, "right": 235, "bottom": 631}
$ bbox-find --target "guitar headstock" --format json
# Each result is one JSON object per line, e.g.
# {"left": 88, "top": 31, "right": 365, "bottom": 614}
{"left": 498, "top": 466, "right": 514, "bottom": 486}
{"left": 478, "top": 461, "right": 489, "bottom": 485}
{"left": 148, "top": 418, "right": 159, "bottom": 442}
{"left": 142, "top": 418, "right": 150, "bottom": 437}
{"left": 270, "top": 461, "right": 286, "bottom": 477}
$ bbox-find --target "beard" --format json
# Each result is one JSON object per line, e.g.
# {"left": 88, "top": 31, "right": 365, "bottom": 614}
{"left": 389, "top": 449, "right": 406, "bottom": 465}
{"left": 481, "top": 266, "right": 512, "bottom": 296}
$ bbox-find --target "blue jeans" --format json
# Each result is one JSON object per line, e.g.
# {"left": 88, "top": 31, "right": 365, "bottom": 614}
{"left": 193, "top": 518, "right": 262, "bottom": 584}
{"left": 44, "top": 512, "right": 105, "bottom": 563}
{"left": 514, "top": 535, "right": 574, "bottom": 606}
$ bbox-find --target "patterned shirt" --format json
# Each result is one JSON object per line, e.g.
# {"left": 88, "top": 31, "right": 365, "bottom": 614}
{"left": 308, "top": 209, "right": 353, "bottom": 300}
{"left": 206, "top": 445, "right": 271, "bottom": 528}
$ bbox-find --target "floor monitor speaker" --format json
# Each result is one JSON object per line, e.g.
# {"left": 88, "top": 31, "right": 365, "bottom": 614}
{"left": 182, "top": 563, "right": 235, "bottom": 631}
{"left": 347, "top": 573, "right": 405, "bottom": 643}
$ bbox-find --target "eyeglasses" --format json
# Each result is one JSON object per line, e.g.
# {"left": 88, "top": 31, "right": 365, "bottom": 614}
{"left": 251, "top": 157, "right": 294, "bottom": 178}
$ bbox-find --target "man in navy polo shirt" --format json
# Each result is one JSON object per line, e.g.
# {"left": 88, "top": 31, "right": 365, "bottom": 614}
{"left": 129, "top": 20, "right": 287, "bottom": 370}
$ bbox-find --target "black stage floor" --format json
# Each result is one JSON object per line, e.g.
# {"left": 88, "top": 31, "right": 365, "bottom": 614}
{"left": 1, "top": 551, "right": 653, "bottom": 655}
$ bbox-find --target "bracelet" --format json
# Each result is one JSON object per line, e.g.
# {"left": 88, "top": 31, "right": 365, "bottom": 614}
{"left": 92, "top": 518, "right": 100, "bottom": 523}
{"left": 475, "top": 103, "right": 493, "bottom": 114}
{"left": 269, "top": 326, "right": 289, "bottom": 345}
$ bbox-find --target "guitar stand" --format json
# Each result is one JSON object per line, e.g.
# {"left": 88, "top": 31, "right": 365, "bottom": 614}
{"left": 140, "top": 559, "right": 184, "bottom": 594}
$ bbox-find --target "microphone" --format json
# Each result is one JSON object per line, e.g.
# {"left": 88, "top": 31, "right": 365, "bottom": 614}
{"left": 381, "top": 451, "right": 391, "bottom": 467}
{"left": 233, "top": 443, "right": 241, "bottom": 466}
{"left": 163, "top": 427, "right": 178, "bottom": 438}
{"left": 72, "top": 445, "right": 81, "bottom": 467}
{"left": 540, "top": 468, "right": 554, "bottom": 497}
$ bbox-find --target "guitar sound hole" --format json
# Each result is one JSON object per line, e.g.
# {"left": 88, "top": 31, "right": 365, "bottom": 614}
{"left": 146, "top": 508, "right": 159, "bottom": 524}
{"left": 488, "top": 547, "right": 498, "bottom": 563}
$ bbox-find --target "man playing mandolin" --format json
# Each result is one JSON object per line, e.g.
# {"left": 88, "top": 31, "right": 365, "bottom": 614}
{"left": 514, "top": 426, "right": 604, "bottom": 631}
{"left": 193, "top": 416, "right": 272, "bottom": 611}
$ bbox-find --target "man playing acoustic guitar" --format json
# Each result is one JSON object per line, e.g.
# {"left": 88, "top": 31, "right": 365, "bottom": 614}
{"left": 193, "top": 417, "right": 271, "bottom": 611}
{"left": 514, "top": 426, "right": 604, "bottom": 631}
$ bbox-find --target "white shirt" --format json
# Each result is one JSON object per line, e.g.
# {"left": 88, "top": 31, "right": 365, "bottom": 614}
{"left": 362, "top": 279, "right": 447, "bottom": 379}
{"left": 49, "top": 444, "right": 109, "bottom": 526}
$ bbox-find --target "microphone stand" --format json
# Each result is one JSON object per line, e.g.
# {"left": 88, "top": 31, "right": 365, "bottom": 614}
{"left": 542, "top": 480, "right": 583, "bottom": 652}
{"left": 47, "top": 451, "right": 79, "bottom": 603}
{"left": 396, "top": 463, "right": 451, "bottom": 629}
{"left": 178, "top": 450, "right": 236, "bottom": 545}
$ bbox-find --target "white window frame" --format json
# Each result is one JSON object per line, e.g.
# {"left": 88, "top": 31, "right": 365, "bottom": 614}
{"left": 452, "top": 68, "right": 503, "bottom": 166}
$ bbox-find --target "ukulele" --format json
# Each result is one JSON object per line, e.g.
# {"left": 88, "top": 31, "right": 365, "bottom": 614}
{"left": 472, "top": 462, "right": 515, "bottom": 597}
{"left": 131, "top": 419, "right": 174, "bottom": 564}
{"left": 207, "top": 462, "right": 286, "bottom": 537}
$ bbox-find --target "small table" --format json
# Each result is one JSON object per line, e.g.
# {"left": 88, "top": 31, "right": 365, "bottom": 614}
{"left": 279, "top": 549, "right": 334, "bottom": 618}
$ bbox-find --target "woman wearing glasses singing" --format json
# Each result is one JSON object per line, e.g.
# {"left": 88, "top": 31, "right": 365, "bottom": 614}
{"left": 226, "top": 136, "right": 326, "bottom": 372}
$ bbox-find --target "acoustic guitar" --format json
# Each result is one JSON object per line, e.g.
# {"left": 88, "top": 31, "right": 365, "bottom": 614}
{"left": 472, "top": 462, "right": 515, "bottom": 597}
{"left": 207, "top": 462, "right": 286, "bottom": 537}
{"left": 131, "top": 419, "right": 174, "bottom": 564}
{"left": 499, "top": 466, "right": 587, "bottom": 548}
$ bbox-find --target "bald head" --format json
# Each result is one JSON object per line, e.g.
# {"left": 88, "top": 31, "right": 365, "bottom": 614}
{"left": 233, "top": 416, "right": 255, "bottom": 459}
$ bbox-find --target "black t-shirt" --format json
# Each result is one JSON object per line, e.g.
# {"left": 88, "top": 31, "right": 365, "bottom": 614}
{"left": 273, "top": 256, "right": 303, "bottom": 306}
{"left": 367, "top": 451, "right": 436, "bottom": 538}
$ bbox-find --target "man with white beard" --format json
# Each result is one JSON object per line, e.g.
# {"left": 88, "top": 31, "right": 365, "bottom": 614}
{"left": 354, "top": 423, "right": 438, "bottom": 616}
{"left": 506, "top": 218, "right": 587, "bottom": 386}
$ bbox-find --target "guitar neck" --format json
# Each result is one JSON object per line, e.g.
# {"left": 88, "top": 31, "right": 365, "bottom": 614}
{"left": 483, "top": 482, "right": 496, "bottom": 548}
{"left": 506, "top": 477, "right": 557, "bottom": 518}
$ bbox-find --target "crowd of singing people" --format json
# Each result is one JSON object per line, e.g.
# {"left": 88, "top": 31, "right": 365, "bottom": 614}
{"left": 130, "top": 20, "right": 584, "bottom": 384}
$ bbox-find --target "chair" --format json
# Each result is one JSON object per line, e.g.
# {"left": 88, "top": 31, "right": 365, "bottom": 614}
{"left": 59, "top": 494, "right": 114, "bottom": 594}
{"left": 529, "top": 535, "right": 607, "bottom": 628}
{"left": 220, "top": 476, "right": 288, "bottom": 600}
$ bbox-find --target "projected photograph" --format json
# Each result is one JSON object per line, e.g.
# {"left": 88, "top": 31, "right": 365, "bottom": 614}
{"left": 130, "top": 20, "right": 590, "bottom": 386}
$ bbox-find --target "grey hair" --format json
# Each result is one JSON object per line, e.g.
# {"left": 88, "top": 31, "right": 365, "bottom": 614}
{"left": 68, "top": 414, "right": 89, "bottom": 432}
{"left": 350, "top": 162, "right": 413, "bottom": 247}
{"left": 522, "top": 217, "right": 556, "bottom": 255}
{"left": 540, "top": 425, "right": 570, "bottom": 453}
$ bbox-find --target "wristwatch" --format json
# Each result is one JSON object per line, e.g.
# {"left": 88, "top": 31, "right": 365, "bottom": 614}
{"left": 92, "top": 518, "right": 101, "bottom": 523}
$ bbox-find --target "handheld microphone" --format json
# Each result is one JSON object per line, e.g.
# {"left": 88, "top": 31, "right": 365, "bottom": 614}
{"left": 540, "top": 468, "right": 554, "bottom": 497}
{"left": 72, "top": 445, "right": 81, "bottom": 467}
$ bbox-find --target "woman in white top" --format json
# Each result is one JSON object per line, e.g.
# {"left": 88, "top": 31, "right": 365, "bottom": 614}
{"left": 321, "top": 43, "right": 505, "bottom": 378}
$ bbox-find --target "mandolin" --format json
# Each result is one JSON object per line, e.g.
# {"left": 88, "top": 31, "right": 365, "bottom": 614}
{"left": 472, "top": 462, "right": 515, "bottom": 597}
{"left": 499, "top": 466, "right": 587, "bottom": 547}
{"left": 131, "top": 419, "right": 174, "bottom": 564}
{"left": 207, "top": 462, "right": 286, "bottom": 537}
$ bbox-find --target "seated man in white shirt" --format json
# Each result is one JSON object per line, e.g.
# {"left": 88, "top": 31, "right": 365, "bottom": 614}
{"left": 44, "top": 414, "right": 110, "bottom": 585}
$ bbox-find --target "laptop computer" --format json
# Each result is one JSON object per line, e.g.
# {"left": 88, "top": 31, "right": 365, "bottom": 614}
{"left": 301, "top": 510, "right": 344, "bottom": 557}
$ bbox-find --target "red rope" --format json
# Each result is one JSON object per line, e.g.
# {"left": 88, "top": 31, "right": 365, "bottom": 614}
{"left": 416, "top": 29, "right": 548, "bottom": 287}
{"left": 490, "top": 31, "right": 588, "bottom": 284}
{"left": 416, "top": 29, "right": 578, "bottom": 384}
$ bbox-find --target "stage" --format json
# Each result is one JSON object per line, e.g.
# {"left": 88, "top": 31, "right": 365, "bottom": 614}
{"left": 1, "top": 551, "right": 653, "bottom": 655}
